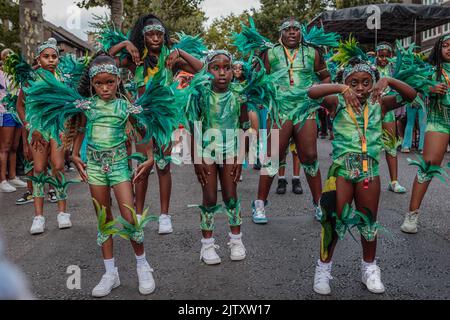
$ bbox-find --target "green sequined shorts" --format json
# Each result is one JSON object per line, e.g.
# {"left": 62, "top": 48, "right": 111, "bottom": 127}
{"left": 335, "top": 153, "right": 379, "bottom": 183}
{"left": 87, "top": 144, "right": 131, "bottom": 187}
{"left": 426, "top": 119, "right": 450, "bottom": 135}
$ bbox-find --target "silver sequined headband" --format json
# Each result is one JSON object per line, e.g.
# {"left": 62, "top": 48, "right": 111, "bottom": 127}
{"left": 443, "top": 35, "right": 450, "bottom": 42}
{"left": 376, "top": 44, "right": 393, "bottom": 53}
{"left": 343, "top": 63, "right": 377, "bottom": 83}
{"left": 37, "top": 38, "right": 59, "bottom": 56}
{"left": 279, "top": 20, "right": 302, "bottom": 32}
{"left": 205, "top": 50, "right": 233, "bottom": 65}
{"left": 89, "top": 64, "right": 120, "bottom": 79}
{"left": 142, "top": 24, "right": 165, "bottom": 35}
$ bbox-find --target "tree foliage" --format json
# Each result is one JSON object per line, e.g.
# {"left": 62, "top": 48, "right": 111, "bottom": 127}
{"left": 0, "top": 0, "right": 20, "bottom": 52}
{"left": 77, "top": 0, "right": 206, "bottom": 36}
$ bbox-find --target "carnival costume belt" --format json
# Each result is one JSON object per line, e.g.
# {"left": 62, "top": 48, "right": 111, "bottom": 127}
{"left": 87, "top": 144, "right": 128, "bottom": 174}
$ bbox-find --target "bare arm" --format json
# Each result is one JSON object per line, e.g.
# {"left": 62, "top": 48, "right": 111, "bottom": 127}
{"left": 16, "top": 89, "right": 26, "bottom": 126}
{"left": 308, "top": 83, "right": 358, "bottom": 113}
{"left": 71, "top": 114, "right": 88, "bottom": 182}
{"left": 374, "top": 78, "right": 417, "bottom": 114}
{"left": 167, "top": 49, "right": 204, "bottom": 74}
{"left": 109, "top": 40, "right": 141, "bottom": 69}
{"left": 314, "top": 50, "right": 331, "bottom": 84}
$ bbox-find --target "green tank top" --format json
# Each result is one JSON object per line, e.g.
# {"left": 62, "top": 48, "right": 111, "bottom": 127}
{"left": 84, "top": 97, "right": 131, "bottom": 150}
{"left": 332, "top": 96, "right": 383, "bottom": 162}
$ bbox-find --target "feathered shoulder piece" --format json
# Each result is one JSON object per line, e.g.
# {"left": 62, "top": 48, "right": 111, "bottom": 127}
{"left": 173, "top": 32, "right": 208, "bottom": 60}
{"left": 232, "top": 17, "right": 274, "bottom": 57}
{"left": 2, "top": 53, "right": 35, "bottom": 88}
{"left": 23, "top": 69, "right": 88, "bottom": 145}
{"left": 332, "top": 37, "right": 369, "bottom": 66}
{"left": 301, "top": 24, "right": 340, "bottom": 49}
{"left": 182, "top": 68, "right": 213, "bottom": 127}
{"left": 390, "top": 40, "right": 437, "bottom": 94}
{"left": 133, "top": 58, "right": 182, "bottom": 147}
{"left": 95, "top": 23, "right": 129, "bottom": 62}
{"left": 57, "top": 53, "right": 91, "bottom": 89}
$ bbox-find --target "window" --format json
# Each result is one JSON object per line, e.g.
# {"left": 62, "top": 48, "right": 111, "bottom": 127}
{"left": 401, "top": 37, "right": 412, "bottom": 48}
{"left": 422, "top": 0, "right": 443, "bottom": 4}
{"left": 444, "top": 23, "right": 450, "bottom": 34}
{"left": 423, "top": 27, "right": 440, "bottom": 41}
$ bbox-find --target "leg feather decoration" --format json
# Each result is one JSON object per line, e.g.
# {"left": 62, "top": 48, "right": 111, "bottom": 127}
{"left": 116, "top": 205, "right": 158, "bottom": 244}
{"left": 26, "top": 172, "right": 49, "bottom": 198}
{"left": 303, "top": 160, "right": 320, "bottom": 177}
{"left": 93, "top": 198, "right": 119, "bottom": 247}
{"left": 224, "top": 198, "right": 242, "bottom": 227}
{"left": 382, "top": 129, "right": 402, "bottom": 157}
{"left": 189, "top": 204, "right": 223, "bottom": 231}
{"left": 408, "top": 155, "right": 449, "bottom": 185}
{"left": 45, "top": 172, "right": 80, "bottom": 201}
{"left": 354, "top": 208, "right": 389, "bottom": 242}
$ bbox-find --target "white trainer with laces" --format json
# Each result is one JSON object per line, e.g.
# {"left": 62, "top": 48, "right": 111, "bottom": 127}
{"left": 92, "top": 269, "right": 120, "bottom": 298}
{"left": 0, "top": 180, "right": 16, "bottom": 193}
{"left": 137, "top": 263, "right": 156, "bottom": 295}
{"left": 200, "top": 239, "right": 221, "bottom": 265}
{"left": 401, "top": 211, "right": 419, "bottom": 234}
{"left": 30, "top": 216, "right": 46, "bottom": 235}
{"left": 228, "top": 237, "right": 246, "bottom": 261}
{"left": 362, "top": 263, "right": 385, "bottom": 294}
{"left": 8, "top": 177, "right": 27, "bottom": 188}
{"left": 158, "top": 214, "right": 173, "bottom": 234}
{"left": 57, "top": 212, "right": 72, "bottom": 229}
{"left": 313, "top": 260, "right": 333, "bottom": 295}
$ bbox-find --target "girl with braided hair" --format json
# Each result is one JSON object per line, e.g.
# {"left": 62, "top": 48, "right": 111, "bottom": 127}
{"left": 108, "top": 14, "right": 204, "bottom": 235}
{"left": 401, "top": 35, "right": 450, "bottom": 234}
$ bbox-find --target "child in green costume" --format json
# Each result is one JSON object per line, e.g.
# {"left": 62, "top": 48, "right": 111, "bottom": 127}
{"left": 308, "top": 39, "right": 417, "bottom": 295}
{"left": 23, "top": 53, "right": 179, "bottom": 297}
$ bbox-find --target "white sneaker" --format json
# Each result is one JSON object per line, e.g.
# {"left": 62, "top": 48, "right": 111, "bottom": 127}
{"left": 0, "top": 180, "right": 16, "bottom": 193}
{"left": 8, "top": 177, "right": 27, "bottom": 188}
{"left": 57, "top": 212, "right": 72, "bottom": 229}
{"left": 200, "top": 239, "right": 221, "bottom": 265}
{"left": 313, "top": 260, "right": 333, "bottom": 295}
{"left": 137, "top": 263, "right": 156, "bottom": 295}
{"left": 362, "top": 263, "right": 385, "bottom": 294}
{"left": 30, "top": 216, "right": 46, "bottom": 235}
{"left": 158, "top": 214, "right": 173, "bottom": 234}
{"left": 228, "top": 237, "right": 246, "bottom": 261}
{"left": 401, "top": 211, "right": 419, "bottom": 234}
{"left": 92, "top": 269, "right": 120, "bottom": 298}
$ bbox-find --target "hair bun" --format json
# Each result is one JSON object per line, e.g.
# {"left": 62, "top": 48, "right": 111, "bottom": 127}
{"left": 47, "top": 38, "right": 57, "bottom": 46}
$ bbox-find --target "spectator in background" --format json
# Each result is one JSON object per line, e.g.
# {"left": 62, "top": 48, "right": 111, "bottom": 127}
{"left": 0, "top": 49, "right": 27, "bottom": 193}
{"left": 402, "top": 98, "right": 426, "bottom": 153}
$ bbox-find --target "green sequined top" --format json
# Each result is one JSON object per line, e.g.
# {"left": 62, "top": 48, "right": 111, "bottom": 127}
{"left": 83, "top": 97, "right": 135, "bottom": 151}
{"left": 332, "top": 96, "right": 383, "bottom": 162}
{"left": 194, "top": 90, "right": 244, "bottom": 160}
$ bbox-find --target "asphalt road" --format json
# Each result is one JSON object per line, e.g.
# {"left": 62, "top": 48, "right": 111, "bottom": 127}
{"left": 1, "top": 139, "right": 449, "bottom": 300}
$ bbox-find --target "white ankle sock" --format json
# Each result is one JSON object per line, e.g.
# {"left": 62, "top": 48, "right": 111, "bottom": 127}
{"left": 278, "top": 176, "right": 286, "bottom": 180}
{"left": 254, "top": 200, "right": 265, "bottom": 209}
{"left": 136, "top": 253, "right": 148, "bottom": 268}
{"left": 293, "top": 176, "right": 300, "bottom": 180}
{"left": 229, "top": 232, "right": 242, "bottom": 240}
{"left": 103, "top": 258, "right": 116, "bottom": 274}
{"left": 201, "top": 237, "right": 214, "bottom": 245}
{"left": 318, "top": 259, "right": 332, "bottom": 268}
{"left": 361, "top": 260, "right": 376, "bottom": 270}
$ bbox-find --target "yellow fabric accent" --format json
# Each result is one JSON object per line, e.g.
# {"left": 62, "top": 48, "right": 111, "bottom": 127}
{"left": 347, "top": 104, "right": 369, "bottom": 173}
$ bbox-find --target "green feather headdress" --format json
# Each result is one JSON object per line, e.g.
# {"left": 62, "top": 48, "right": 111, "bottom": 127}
{"left": 232, "top": 17, "right": 274, "bottom": 57}
{"left": 94, "top": 22, "right": 129, "bottom": 62}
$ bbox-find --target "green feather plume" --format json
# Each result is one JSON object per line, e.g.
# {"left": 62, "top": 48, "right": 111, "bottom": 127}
{"left": 57, "top": 53, "right": 90, "bottom": 89}
{"left": 332, "top": 203, "right": 360, "bottom": 241}
{"left": 301, "top": 24, "right": 340, "bottom": 49}
{"left": 332, "top": 37, "right": 368, "bottom": 66}
{"left": 173, "top": 32, "right": 208, "bottom": 60}
{"left": 382, "top": 129, "right": 402, "bottom": 156}
{"left": 94, "top": 21, "right": 129, "bottom": 62}
{"left": 45, "top": 172, "right": 81, "bottom": 200}
{"left": 2, "top": 53, "right": 34, "bottom": 87}
{"left": 133, "top": 57, "right": 182, "bottom": 147}
{"left": 354, "top": 208, "right": 389, "bottom": 242}
{"left": 232, "top": 16, "right": 274, "bottom": 57}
